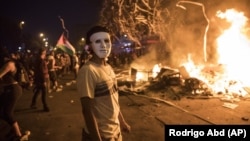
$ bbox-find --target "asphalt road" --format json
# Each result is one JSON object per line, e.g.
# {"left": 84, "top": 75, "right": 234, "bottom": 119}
{"left": 10, "top": 72, "right": 250, "bottom": 141}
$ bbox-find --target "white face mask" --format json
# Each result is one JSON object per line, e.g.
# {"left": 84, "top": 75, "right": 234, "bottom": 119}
{"left": 90, "top": 32, "right": 111, "bottom": 59}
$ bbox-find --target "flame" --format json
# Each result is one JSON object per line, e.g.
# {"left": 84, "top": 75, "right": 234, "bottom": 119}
{"left": 152, "top": 64, "right": 161, "bottom": 78}
{"left": 136, "top": 71, "right": 148, "bottom": 81}
{"left": 183, "top": 9, "right": 250, "bottom": 96}
{"left": 135, "top": 64, "right": 161, "bottom": 82}
{"left": 216, "top": 9, "right": 250, "bottom": 84}
{"left": 132, "top": 9, "right": 250, "bottom": 97}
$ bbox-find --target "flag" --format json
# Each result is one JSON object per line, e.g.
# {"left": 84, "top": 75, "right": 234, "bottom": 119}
{"left": 56, "top": 33, "right": 76, "bottom": 56}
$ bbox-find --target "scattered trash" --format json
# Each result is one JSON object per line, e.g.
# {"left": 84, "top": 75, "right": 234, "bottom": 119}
{"left": 241, "top": 117, "right": 249, "bottom": 121}
{"left": 66, "top": 82, "right": 72, "bottom": 86}
{"left": 220, "top": 97, "right": 240, "bottom": 103}
{"left": 222, "top": 102, "right": 238, "bottom": 109}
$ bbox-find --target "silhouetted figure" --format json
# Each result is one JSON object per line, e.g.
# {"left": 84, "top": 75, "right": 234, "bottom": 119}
{"left": 30, "top": 48, "right": 50, "bottom": 112}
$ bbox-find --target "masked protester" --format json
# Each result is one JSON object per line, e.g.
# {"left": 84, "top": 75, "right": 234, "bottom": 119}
{"left": 76, "top": 26, "right": 131, "bottom": 141}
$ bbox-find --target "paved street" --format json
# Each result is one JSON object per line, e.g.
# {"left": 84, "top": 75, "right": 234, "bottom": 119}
{"left": 12, "top": 72, "right": 250, "bottom": 141}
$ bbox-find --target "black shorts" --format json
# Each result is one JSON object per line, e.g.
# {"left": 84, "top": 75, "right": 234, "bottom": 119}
{"left": 49, "top": 71, "right": 57, "bottom": 82}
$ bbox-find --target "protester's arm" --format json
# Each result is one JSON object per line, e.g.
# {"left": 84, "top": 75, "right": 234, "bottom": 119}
{"left": 80, "top": 97, "right": 102, "bottom": 141}
{"left": 118, "top": 110, "right": 131, "bottom": 133}
{"left": 0, "top": 61, "right": 14, "bottom": 78}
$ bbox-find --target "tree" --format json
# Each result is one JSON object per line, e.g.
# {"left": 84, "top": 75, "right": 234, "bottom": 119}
{"left": 98, "top": 0, "right": 174, "bottom": 45}
{"left": 98, "top": 0, "right": 250, "bottom": 67}
{"left": 98, "top": 0, "right": 183, "bottom": 66}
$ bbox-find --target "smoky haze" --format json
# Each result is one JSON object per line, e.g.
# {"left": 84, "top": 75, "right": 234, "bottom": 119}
{"left": 130, "top": 0, "right": 250, "bottom": 70}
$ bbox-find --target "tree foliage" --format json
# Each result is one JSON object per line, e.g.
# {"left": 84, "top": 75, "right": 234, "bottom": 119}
{"left": 98, "top": 0, "right": 176, "bottom": 46}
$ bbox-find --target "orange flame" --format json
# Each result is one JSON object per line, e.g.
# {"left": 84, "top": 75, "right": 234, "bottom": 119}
{"left": 183, "top": 9, "right": 250, "bottom": 96}
{"left": 135, "top": 64, "right": 161, "bottom": 82}
{"left": 216, "top": 9, "right": 250, "bottom": 84}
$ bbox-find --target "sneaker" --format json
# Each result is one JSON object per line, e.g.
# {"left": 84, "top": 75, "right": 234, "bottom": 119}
{"left": 55, "top": 88, "right": 62, "bottom": 92}
{"left": 53, "top": 86, "right": 57, "bottom": 90}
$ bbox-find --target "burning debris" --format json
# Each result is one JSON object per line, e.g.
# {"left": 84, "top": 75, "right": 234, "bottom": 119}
{"left": 117, "top": 63, "right": 250, "bottom": 102}
{"left": 115, "top": 3, "right": 250, "bottom": 104}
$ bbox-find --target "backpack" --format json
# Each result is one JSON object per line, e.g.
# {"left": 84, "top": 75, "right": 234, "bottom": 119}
{"left": 14, "top": 60, "right": 31, "bottom": 89}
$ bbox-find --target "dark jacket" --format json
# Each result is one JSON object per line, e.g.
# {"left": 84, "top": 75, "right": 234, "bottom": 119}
{"left": 33, "top": 57, "right": 49, "bottom": 84}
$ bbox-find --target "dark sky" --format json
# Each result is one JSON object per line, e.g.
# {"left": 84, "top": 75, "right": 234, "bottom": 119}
{"left": 0, "top": 0, "right": 103, "bottom": 45}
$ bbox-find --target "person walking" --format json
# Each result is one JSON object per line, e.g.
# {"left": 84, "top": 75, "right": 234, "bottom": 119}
{"left": 76, "top": 25, "right": 131, "bottom": 141}
{"left": 47, "top": 50, "right": 62, "bottom": 92}
{"left": 30, "top": 47, "right": 50, "bottom": 112}
{"left": 0, "top": 46, "right": 23, "bottom": 140}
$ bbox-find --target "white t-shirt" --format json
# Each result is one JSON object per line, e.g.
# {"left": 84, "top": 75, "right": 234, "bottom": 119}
{"left": 76, "top": 61, "right": 120, "bottom": 138}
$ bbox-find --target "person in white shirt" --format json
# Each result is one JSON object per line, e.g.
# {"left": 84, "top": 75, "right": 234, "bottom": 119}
{"left": 76, "top": 25, "right": 131, "bottom": 141}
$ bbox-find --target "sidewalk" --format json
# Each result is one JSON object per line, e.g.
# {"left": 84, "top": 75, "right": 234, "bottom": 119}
{"left": 14, "top": 72, "right": 250, "bottom": 141}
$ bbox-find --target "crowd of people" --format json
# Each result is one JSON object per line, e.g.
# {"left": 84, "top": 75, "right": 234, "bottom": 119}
{"left": 0, "top": 46, "right": 89, "bottom": 140}
{"left": 0, "top": 25, "right": 139, "bottom": 141}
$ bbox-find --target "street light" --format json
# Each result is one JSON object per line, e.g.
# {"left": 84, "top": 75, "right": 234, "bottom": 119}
{"left": 77, "top": 37, "right": 85, "bottom": 53}
{"left": 39, "top": 33, "right": 50, "bottom": 48}
{"left": 19, "top": 21, "right": 25, "bottom": 29}
{"left": 39, "top": 33, "right": 44, "bottom": 38}
{"left": 19, "top": 21, "right": 25, "bottom": 51}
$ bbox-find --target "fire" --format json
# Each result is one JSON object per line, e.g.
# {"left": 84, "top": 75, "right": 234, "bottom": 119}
{"left": 136, "top": 71, "right": 148, "bottom": 82}
{"left": 183, "top": 9, "right": 250, "bottom": 96}
{"left": 216, "top": 9, "right": 250, "bottom": 85}
{"left": 134, "top": 64, "right": 161, "bottom": 82}
{"left": 131, "top": 9, "right": 250, "bottom": 97}
{"left": 152, "top": 64, "right": 161, "bottom": 78}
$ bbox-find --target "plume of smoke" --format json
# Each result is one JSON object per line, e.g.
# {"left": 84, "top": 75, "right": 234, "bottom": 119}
{"left": 99, "top": 0, "right": 250, "bottom": 68}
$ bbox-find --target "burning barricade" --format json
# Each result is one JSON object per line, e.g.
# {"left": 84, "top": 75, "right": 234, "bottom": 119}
{"left": 117, "top": 8, "right": 250, "bottom": 103}
{"left": 117, "top": 63, "right": 250, "bottom": 102}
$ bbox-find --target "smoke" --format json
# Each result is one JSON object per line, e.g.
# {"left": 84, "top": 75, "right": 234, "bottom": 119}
{"left": 130, "top": 0, "right": 250, "bottom": 69}
{"left": 130, "top": 46, "right": 158, "bottom": 70}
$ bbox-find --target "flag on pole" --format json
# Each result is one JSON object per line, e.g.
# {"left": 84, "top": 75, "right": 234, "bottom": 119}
{"left": 56, "top": 33, "right": 76, "bottom": 56}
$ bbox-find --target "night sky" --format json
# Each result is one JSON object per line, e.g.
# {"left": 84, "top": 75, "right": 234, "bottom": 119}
{"left": 0, "top": 0, "right": 103, "bottom": 46}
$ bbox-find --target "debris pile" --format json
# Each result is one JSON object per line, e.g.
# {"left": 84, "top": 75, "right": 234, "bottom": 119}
{"left": 117, "top": 66, "right": 250, "bottom": 102}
